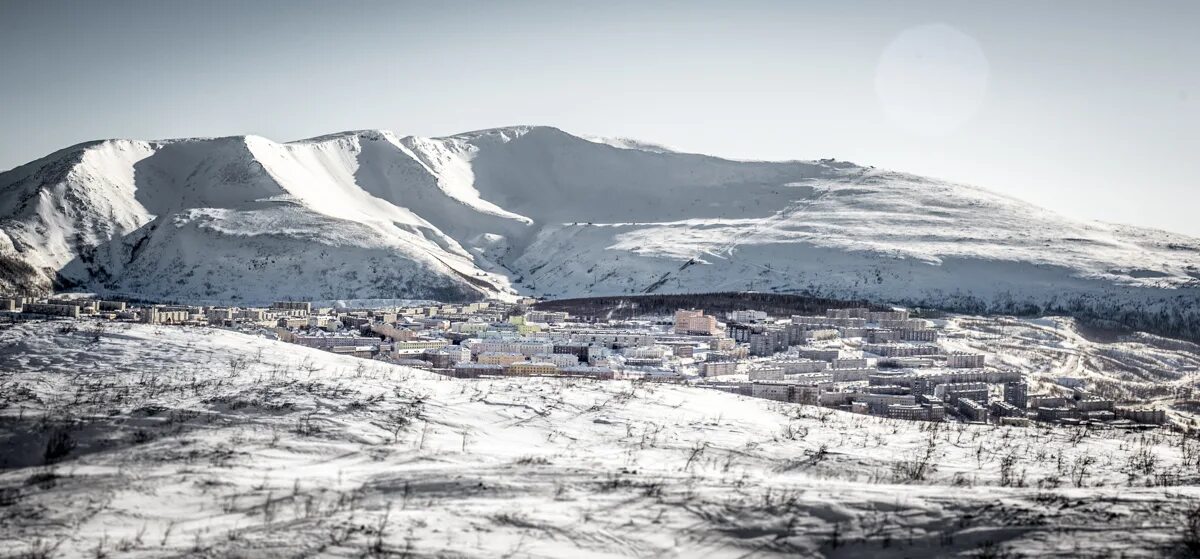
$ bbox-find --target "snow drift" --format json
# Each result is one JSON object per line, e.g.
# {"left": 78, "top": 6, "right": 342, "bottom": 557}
{"left": 2, "top": 321, "right": 1198, "bottom": 556}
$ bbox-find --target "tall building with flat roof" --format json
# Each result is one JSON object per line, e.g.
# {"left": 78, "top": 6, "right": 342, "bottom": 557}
{"left": 1003, "top": 381, "right": 1029, "bottom": 409}
{"left": 674, "top": 309, "right": 720, "bottom": 336}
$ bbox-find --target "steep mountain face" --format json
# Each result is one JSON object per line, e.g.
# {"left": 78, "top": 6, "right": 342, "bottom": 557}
{"left": 2, "top": 126, "right": 1199, "bottom": 335}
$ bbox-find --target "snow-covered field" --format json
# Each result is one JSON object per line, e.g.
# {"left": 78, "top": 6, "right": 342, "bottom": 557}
{"left": 2, "top": 126, "right": 1198, "bottom": 338}
{"left": 2, "top": 321, "right": 1199, "bottom": 557}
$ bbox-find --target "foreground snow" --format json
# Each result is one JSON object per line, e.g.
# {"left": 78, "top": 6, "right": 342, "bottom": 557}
{"left": 1, "top": 321, "right": 1198, "bottom": 557}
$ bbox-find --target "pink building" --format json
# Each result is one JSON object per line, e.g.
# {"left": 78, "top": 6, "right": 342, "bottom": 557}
{"left": 674, "top": 309, "right": 720, "bottom": 335}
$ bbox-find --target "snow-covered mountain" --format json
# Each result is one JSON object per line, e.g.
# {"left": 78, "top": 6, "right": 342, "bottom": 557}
{"left": 2, "top": 126, "right": 1198, "bottom": 333}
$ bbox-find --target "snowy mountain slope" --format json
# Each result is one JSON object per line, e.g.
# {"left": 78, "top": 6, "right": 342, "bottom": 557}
{"left": 0, "top": 139, "right": 156, "bottom": 286}
{"left": 0, "top": 133, "right": 515, "bottom": 303}
{"left": 2, "top": 126, "right": 1198, "bottom": 333}
{"left": 2, "top": 321, "right": 1198, "bottom": 557}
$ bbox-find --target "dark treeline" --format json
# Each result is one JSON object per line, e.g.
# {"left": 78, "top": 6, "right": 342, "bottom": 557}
{"left": 885, "top": 292, "right": 1200, "bottom": 345}
{"left": 0, "top": 255, "right": 44, "bottom": 296}
{"left": 532, "top": 292, "right": 891, "bottom": 320}
{"left": 535, "top": 290, "right": 1200, "bottom": 344}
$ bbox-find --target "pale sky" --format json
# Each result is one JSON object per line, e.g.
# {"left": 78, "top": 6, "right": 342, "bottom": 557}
{"left": 2, "top": 0, "right": 1197, "bottom": 235}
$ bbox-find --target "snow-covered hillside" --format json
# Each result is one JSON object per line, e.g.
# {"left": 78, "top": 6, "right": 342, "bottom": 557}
{"left": 2, "top": 126, "right": 1198, "bottom": 334}
{"left": 1, "top": 321, "right": 1199, "bottom": 557}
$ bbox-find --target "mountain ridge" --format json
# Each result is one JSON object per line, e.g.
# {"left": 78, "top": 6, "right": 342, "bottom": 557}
{"left": 2, "top": 126, "right": 1198, "bottom": 338}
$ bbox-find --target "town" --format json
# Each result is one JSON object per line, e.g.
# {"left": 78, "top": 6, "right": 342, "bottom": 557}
{"left": 0, "top": 294, "right": 1173, "bottom": 429}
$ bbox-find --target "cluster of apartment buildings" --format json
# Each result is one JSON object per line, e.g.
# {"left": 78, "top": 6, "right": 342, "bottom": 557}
{"left": 700, "top": 306, "right": 1170, "bottom": 428}
{"left": 2, "top": 295, "right": 1173, "bottom": 429}
{"left": 1, "top": 296, "right": 129, "bottom": 319}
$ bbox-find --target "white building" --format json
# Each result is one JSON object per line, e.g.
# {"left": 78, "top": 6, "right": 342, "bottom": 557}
{"left": 832, "top": 358, "right": 869, "bottom": 370}
{"left": 947, "top": 352, "right": 986, "bottom": 368}
{"left": 468, "top": 339, "right": 554, "bottom": 356}
{"left": 700, "top": 361, "right": 737, "bottom": 376}
{"left": 532, "top": 353, "right": 580, "bottom": 368}
{"left": 748, "top": 367, "right": 785, "bottom": 381}
{"left": 762, "top": 359, "right": 828, "bottom": 374}
{"left": 728, "top": 310, "right": 768, "bottom": 323}
{"left": 451, "top": 321, "right": 491, "bottom": 334}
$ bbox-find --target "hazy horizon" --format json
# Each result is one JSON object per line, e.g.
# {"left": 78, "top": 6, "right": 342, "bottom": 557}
{"left": 2, "top": 0, "right": 1197, "bottom": 235}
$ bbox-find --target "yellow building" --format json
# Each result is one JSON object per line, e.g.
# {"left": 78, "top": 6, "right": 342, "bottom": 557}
{"left": 392, "top": 339, "right": 449, "bottom": 352}
{"left": 505, "top": 362, "right": 558, "bottom": 376}
{"left": 516, "top": 323, "right": 542, "bottom": 334}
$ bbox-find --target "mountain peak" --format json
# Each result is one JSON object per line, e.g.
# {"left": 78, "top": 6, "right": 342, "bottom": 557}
{"left": 289, "top": 129, "right": 398, "bottom": 145}
{"left": 441, "top": 125, "right": 570, "bottom": 143}
{"left": 583, "top": 135, "right": 677, "bottom": 154}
